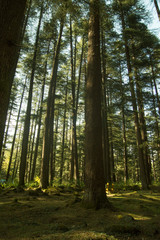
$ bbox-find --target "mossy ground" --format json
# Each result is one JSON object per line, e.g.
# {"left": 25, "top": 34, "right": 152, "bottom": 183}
{"left": 0, "top": 185, "right": 160, "bottom": 240}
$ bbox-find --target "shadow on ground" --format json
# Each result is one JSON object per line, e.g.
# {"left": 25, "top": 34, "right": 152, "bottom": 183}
{"left": 0, "top": 186, "right": 160, "bottom": 240}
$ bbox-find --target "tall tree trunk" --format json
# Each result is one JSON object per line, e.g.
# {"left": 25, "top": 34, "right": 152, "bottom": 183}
{"left": 50, "top": 113, "right": 59, "bottom": 183}
{"left": 76, "top": 36, "right": 84, "bottom": 112}
{"left": 70, "top": 17, "right": 79, "bottom": 184}
{"left": 0, "top": 99, "right": 14, "bottom": 172}
{"left": 133, "top": 64, "right": 151, "bottom": 185}
{"left": 60, "top": 79, "right": 68, "bottom": 184}
{"left": 150, "top": 55, "right": 160, "bottom": 115}
{"left": 6, "top": 80, "right": 26, "bottom": 181}
{"left": 28, "top": 116, "right": 37, "bottom": 182}
{"left": 22, "top": 0, "right": 32, "bottom": 40}
{"left": 12, "top": 125, "right": 22, "bottom": 180}
{"left": 151, "top": 78, "right": 160, "bottom": 176}
{"left": 19, "top": 5, "right": 43, "bottom": 186}
{"left": 101, "top": 29, "right": 111, "bottom": 183}
{"left": 118, "top": 0, "right": 149, "bottom": 189}
{"left": 31, "top": 41, "right": 50, "bottom": 182}
{"left": 83, "top": 0, "right": 108, "bottom": 209}
{"left": 153, "top": 0, "right": 160, "bottom": 21}
{"left": 41, "top": 21, "right": 64, "bottom": 188}
{"left": 109, "top": 119, "right": 116, "bottom": 182}
{"left": 119, "top": 63, "right": 128, "bottom": 183}
{"left": 0, "top": 0, "right": 27, "bottom": 157}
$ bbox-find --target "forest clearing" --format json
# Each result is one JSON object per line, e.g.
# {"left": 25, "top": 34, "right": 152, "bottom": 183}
{"left": 0, "top": 184, "right": 160, "bottom": 240}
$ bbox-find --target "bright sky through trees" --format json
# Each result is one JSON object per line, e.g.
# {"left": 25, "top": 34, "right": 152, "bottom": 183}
{"left": 143, "top": 0, "right": 160, "bottom": 37}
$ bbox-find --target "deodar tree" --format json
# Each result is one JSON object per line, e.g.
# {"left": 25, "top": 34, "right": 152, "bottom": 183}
{"left": 83, "top": 0, "right": 109, "bottom": 209}
{"left": 0, "top": 0, "right": 27, "bottom": 160}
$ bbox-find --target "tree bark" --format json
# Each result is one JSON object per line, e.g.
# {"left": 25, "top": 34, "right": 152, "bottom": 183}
{"left": 83, "top": 0, "right": 109, "bottom": 209}
{"left": 0, "top": 0, "right": 27, "bottom": 157}
{"left": 154, "top": 0, "right": 160, "bottom": 21}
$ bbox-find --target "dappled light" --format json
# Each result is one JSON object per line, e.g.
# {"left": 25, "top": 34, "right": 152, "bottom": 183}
{"left": 0, "top": 185, "right": 160, "bottom": 239}
{"left": 1, "top": 0, "right": 160, "bottom": 239}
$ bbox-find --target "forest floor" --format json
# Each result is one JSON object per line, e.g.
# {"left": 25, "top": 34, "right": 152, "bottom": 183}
{"left": 0, "top": 185, "right": 160, "bottom": 240}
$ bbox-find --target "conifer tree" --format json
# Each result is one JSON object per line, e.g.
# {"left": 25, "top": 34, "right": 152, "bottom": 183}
{"left": 83, "top": 0, "right": 109, "bottom": 209}
{"left": 0, "top": 0, "right": 27, "bottom": 157}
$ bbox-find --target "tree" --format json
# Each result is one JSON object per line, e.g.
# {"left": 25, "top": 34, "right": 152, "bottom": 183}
{"left": 19, "top": 3, "right": 44, "bottom": 186}
{"left": 83, "top": 0, "right": 109, "bottom": 209}
{"left": 40, "top": 18, "right": 65, "bottom": 189}
{"left": 0, "top": 0, "right": 27, "bottom": 158}
{"left": 69, "top": 17, "right": 80, "bottom": 184}
{"left": 114, "top": 0, "right": 150, "bottom": 189}
{"left": 6, "top": 79, "right": 26, "bottom": 181}
{"left": 153, "top": 0, "right": 160, "bottom": 21}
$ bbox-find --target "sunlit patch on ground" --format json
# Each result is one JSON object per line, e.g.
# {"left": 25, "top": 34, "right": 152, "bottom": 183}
{"left": 0, "top": 186, "right": 160, "bottom": 240}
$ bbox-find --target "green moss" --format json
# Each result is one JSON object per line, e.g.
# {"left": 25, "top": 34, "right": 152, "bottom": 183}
{"left": 0, "top": 186, "right": 160, "bottom": 240}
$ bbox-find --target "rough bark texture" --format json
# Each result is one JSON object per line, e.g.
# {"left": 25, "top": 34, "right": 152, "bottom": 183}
{"left": 0, "top": 0, "right": 27, "bottom": 157}
{"left": 83, "top": 0, "right": 108, "bottom": 209}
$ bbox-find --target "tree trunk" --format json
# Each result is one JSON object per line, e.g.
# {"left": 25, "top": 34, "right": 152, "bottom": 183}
{"left": 12, "top": 125, "right": 22, "bottom": 180}
{"left": 150, "top": 55, "right": 160, "bottom": 115}
{"left": 28, "top": 116, "right": 37, "bottom": 182}
{"left": 151, "top": 78, "right": 160, "bottom": 176}
{"left": 0, "top": 99, "right": 14, "bottom": 172}
{"left": 0, "top": 0, "right": 27, "bottom": 157}
{"left": 69, "top": 17, "right": 79, "bottom": 184}
{"left": 83, "top": 0, "right": 109, "bottom": 209}
{"left": 118, "top": 0, "right": 149, "bottom": 189}
{"left": 6, "top": 80, "right": 26, "bottom": 181}
{"left": 133, "top": 65, "right": 151, "bottom": 185}
{"left": 119, "top": 63, "right": 128, "bottom": 183}
{"left": 154, "top": 0, "right": 160, "bottom": 21}
{"left": 51, "top": 113, "right": 59, "bottom": 183}
{"left": 19, "top": 5, "right": 43, "bottom": 186}
{"left": 41, "top": 21, "right": 64, "bottom": 188}
{"left": 109, "top": 120, "right": 116, "bottom": 182}
{"left": 22, "top": 0, "right": 32, "bottom": 40}
{"left": 101, "top": 29, "right": 111, "bottom": 183}
{"left": 31, "top": 41, "right": 50, "bottom": 182}
{"left": 60, "top": 79, "right": 68, "bottom": 184}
